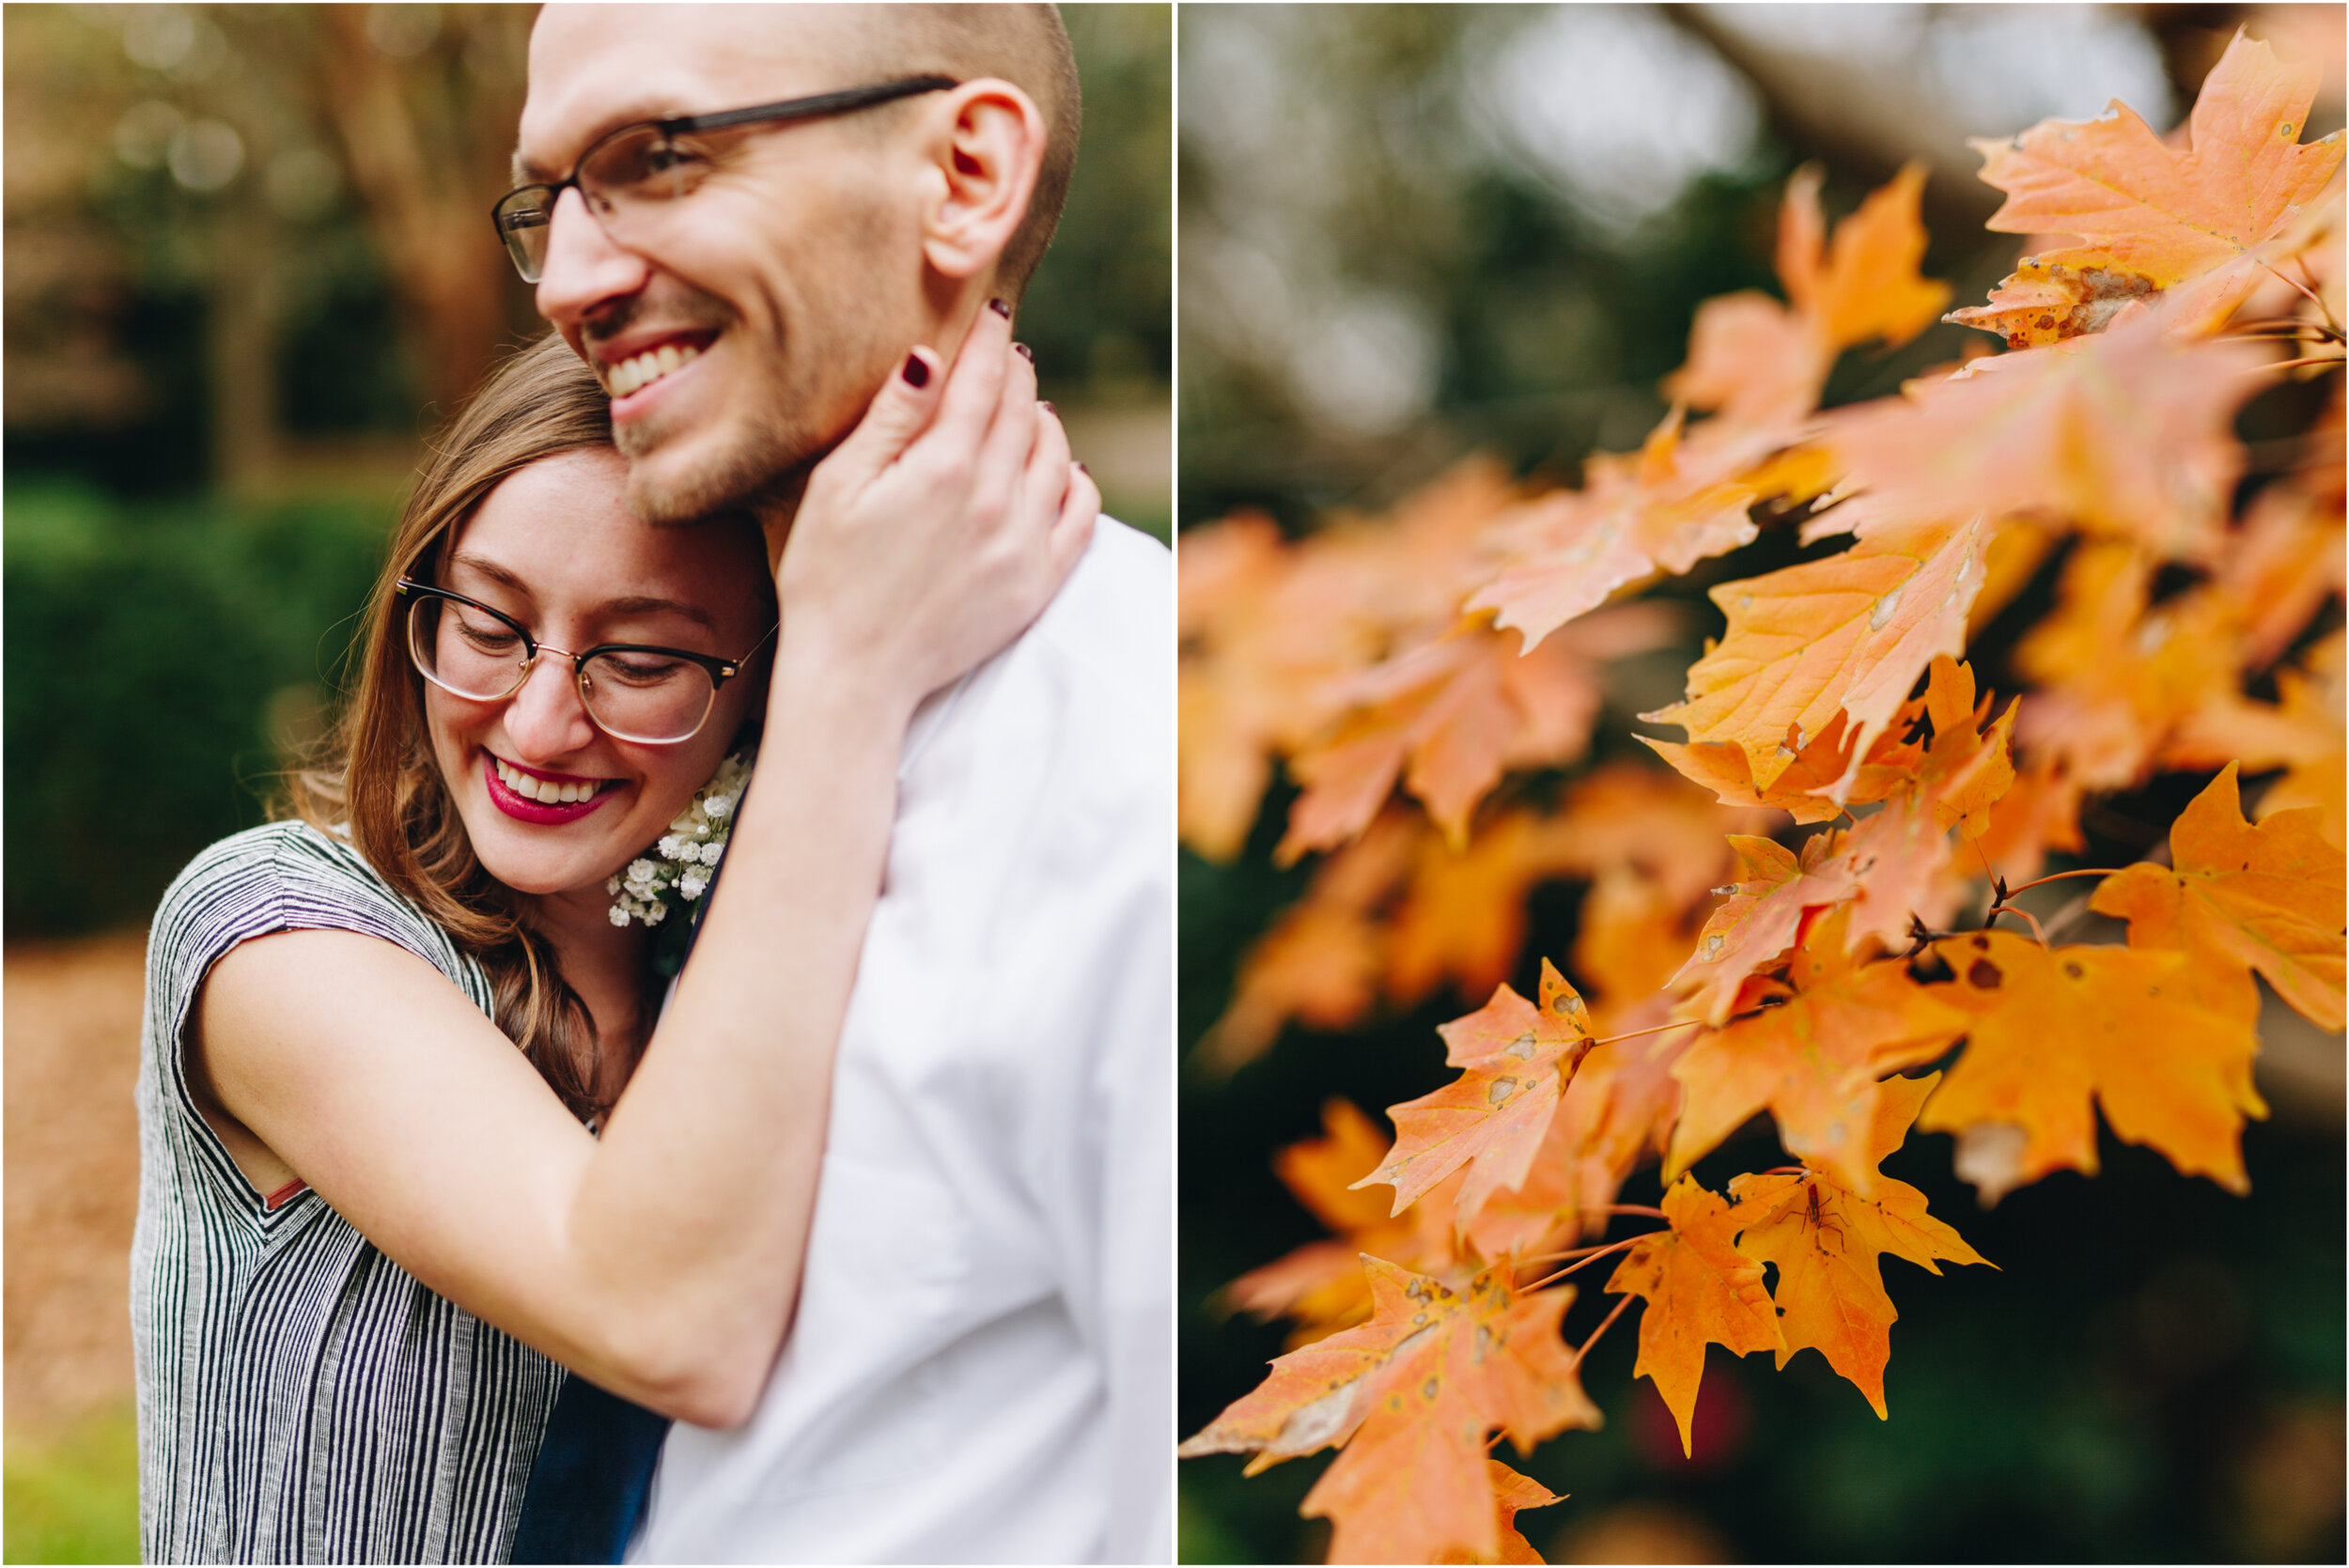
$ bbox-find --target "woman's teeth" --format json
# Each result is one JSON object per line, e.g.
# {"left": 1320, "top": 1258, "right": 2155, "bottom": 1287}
{"left": 494, "top": 757, "right": 605, "bottom": 804}
{"left": 607, "top": 342, "right": 702, "bottom": 397}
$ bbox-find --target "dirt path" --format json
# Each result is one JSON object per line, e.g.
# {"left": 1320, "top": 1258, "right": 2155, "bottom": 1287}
{"left": 5, "top": 933, "right": 147, "bottom": 1433}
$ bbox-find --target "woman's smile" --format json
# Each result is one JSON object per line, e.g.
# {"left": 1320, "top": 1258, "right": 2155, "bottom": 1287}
{"left": 483, "top": 752, "right": 624, "bottom": 822}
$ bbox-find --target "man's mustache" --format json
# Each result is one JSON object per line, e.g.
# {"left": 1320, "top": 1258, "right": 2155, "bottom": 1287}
{"left": 579, "top": 288, "right": 739, "bottom": 355}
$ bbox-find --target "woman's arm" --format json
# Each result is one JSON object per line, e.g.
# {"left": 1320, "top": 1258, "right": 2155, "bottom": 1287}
{"left": 195, "top": 303, "right": 1096, "bottom": 1427}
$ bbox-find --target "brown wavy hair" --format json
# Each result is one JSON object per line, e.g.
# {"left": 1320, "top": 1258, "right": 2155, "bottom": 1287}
{"left": 290, "top": 334, "right": 687, "bottom": 1121}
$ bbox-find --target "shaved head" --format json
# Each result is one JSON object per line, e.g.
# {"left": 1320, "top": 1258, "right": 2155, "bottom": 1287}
{"left": 794, "top": 4, "right": 1081, "bottom": 294}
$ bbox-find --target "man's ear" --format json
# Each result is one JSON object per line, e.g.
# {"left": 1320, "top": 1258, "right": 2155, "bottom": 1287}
{"left": 918, "top": 79, "right": 1045, "bottom": 284}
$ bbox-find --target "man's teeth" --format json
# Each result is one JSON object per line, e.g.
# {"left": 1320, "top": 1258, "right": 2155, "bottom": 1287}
{"left": 494, "top": 757, "right": 603, "bottom": 805}
{"left": 607, "top": 342, "right": 702, "bottom": 397}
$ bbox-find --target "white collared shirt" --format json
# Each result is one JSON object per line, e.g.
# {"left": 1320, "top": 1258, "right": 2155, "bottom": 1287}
{"left": 632, "top": 520, "right": 1174, "bottom": 1565}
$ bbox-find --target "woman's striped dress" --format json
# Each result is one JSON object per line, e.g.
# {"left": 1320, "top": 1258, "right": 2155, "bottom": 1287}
{"left": 132, "top": 820, "right": 564, "bottom": 1562}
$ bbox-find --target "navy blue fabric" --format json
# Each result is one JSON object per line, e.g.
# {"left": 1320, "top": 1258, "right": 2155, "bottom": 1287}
{"left": 508, "top": 1374, "right": 671, "bottom": 1563}
{"left": 511, "top": 785, "right": 746, "bottom": 1561}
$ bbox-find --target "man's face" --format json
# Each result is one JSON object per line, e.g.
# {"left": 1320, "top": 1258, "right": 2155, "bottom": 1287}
{"left": 519, "top": 6, "right": 934, "bottom": 522}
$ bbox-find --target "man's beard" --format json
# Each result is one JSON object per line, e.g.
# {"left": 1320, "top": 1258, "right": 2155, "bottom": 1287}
{"left": 617, "top": 401, "right": 817, "bottom": 525}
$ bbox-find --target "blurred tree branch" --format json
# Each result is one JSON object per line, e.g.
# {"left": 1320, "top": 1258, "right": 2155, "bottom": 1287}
{"left": 308, "top": 6, "right": 537, "bottom": 421}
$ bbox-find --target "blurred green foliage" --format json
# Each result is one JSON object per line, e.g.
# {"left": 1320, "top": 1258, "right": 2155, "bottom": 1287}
{"left": 4, "top": 1406, "right": 142, "bottom": 1564}
{"left": 1030, "top": 4, "right": 1173, "bottom": 400}
{"left": 4, "top": 483, "right": 393, "bottom": 937}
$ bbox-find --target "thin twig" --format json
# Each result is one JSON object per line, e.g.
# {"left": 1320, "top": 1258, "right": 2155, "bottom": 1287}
{"left": 2258, "top": 354, "right": 2346, "bottom": 373}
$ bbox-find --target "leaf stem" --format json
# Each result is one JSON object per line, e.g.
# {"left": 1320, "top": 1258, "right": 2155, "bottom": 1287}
{"left": 1519, "top": 1234, "right": 1644, "bottom": 1293}
{"left": 1589, "top": 1007, "right": 1766, "bottom": 1051}
{"left": 1997, "top": 867, "right": 2123, "bottom": 898}
{"left": 2272, "top": 258, "right": 2345, "bottom": 340}
{"left": 1568, "top": 1293, "right": 1636, "bottom": 1373}
{"left": 1984, "top": 902, "right": 2051, "bottom": 948}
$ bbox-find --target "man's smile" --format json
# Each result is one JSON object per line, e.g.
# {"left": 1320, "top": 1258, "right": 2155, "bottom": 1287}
{"left": 599, "top": 330, "right": 721, "bottom": 398}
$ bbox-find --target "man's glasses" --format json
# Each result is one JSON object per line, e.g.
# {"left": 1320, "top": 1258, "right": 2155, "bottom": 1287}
{"left": 397, "top": 579, "right": 775, "bottom": 745}
{"left": 490, "top": 76, "right": 958, "bottom": 283}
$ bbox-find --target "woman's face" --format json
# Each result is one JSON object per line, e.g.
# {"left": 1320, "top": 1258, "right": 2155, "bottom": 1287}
{"left": 422, "top": 448, "right": 772, "bottom": 907}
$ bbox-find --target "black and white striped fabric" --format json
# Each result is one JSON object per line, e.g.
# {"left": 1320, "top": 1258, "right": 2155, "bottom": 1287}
{"left": 132, "top": 820, "right": 564, "bottom": 1562}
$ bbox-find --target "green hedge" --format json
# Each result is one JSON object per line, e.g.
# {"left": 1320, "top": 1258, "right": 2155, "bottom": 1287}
{"left": 4, "top": 485, "right": 397, "bottom": 938}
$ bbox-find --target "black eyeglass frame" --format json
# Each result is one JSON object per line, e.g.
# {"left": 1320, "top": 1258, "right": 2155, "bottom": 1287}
{"left": 490, "top": 74, "right": 959, "bottom": 281}
{"left": 396, "top": 578, "right": 777, "bottom": 745}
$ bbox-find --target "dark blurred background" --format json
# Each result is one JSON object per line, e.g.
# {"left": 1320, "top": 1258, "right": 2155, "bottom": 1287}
{"left": 1, "top": 6, "right": 1167, "bottom": 1558}
{"left": 1177, "top": 5, "right": 2345, "bottom": 1562}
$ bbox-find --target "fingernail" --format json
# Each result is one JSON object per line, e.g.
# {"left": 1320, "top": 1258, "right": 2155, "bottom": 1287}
{"left": 1014, "top": 342, "right": 1034, "bottom": 363}
{"left": 901, "top": 352, "right": 930, "bottom": 389}
{"left": 1039, "top": 400, "right": 1056, "bottom": 414}
{"left": 1074, "top": 460, "right": 1090, "bottom": 474}
{"left": 988, "top": 297, "right": 1012, "bottom": 318}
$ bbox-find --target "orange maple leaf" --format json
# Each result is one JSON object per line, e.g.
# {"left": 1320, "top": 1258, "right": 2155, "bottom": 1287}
{"left": 1385, "top": 811, "right": 1557, "bottom": 1010}
{"left": 1949, "top": 29, "right": 2346, "bottom": 348}
{"left": 2013, "top": 540, "right": 2245, "bottom": 790}
{"left": 1226, "top": 1100, "right": 1466, "bottom": 1343}
{"left": 1727, "top": 1073, "right": 1991, "bottom": 1419}
{"left": 2170, "top": 630, "right": 2343, "bottom": 847}
{"left": 1196, "top": 814, "right": 1419, "bottom": 1074}
{"left": 1359, "top": 962, "right": 1596, "bottom": 1219}
{"left": 1281, "top": 606, "right": 1675, "bottom": 861}
{"left": 1821, "top": 314, "right": 2261, "bottom": 564}
{"left": 1667, "top": 163, "right": 1951, "bottom": 426}
{"left": 1460, "top": 871, "right": 1694, "bottom": 1260}
{"left": 1604, "top": 1174, "right": 1784, "bottom": 1457}
{"left": 1466, "top": 410, "right": 1764, "bottom": 653}
{"left": 1532, "top": 763, "right": 1771, "bottom": 911}
{"left": 1641, "top": 513, "right": 1987, "bottom": 800}
{"left": 2091, "top": 763, "right": 2347, "bottom": 1032}
{"left": 1672, "top": 833, "right": 1858, "bottom": 1024}
{"left": 1917, "top": 930, "right": 2263, "bottom": 1203}
{"left": 1641, "top": 716, "right": 1859, "bottom": 826}
{"left": 1428, "top": 1462, "right": 1563, "bottom": 1566}
{"left": 1666, "top": 911, "right": 1969, "bottom": 1198}
{"left": 1187, "top": 1258, "right": 1597, "bottom": 1562}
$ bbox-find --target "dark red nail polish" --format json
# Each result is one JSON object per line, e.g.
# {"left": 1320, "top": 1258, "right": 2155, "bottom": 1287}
{"left": 1014, "top": 342, "right": 1034, "bottom": 362}
{"left": 1074, "top": 460, "right": 1090, "bottom": 474}
{"left": 1039, "top": 400, "right": 1056, "bottom": 414}
{"left": 901, "top": 352, "right": 930, "bottom": 388}
{"left": 988, "top": 297, "right": 1012, "bottom": 318}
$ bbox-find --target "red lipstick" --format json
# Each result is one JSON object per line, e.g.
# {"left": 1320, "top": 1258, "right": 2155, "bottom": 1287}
{"left": 484, "top": 753, "right": 617, "bottom": 825}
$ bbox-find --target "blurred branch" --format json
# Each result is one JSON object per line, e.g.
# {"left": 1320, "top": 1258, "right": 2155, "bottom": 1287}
{"left": 1665, "top": 8, "right": 2001, "bottom": 235}
{"left": 311, "top": 6, "right": 534, "bottom": 419}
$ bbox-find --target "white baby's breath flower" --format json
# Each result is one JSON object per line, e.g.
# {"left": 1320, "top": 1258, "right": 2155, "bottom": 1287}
{"left": 610, "top": 746, "right": 756, "bottom": 931}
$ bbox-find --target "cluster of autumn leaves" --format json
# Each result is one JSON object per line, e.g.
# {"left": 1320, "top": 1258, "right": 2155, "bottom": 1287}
{"left": 1178, "top": 32, "right": 2345, "bottom": 1565}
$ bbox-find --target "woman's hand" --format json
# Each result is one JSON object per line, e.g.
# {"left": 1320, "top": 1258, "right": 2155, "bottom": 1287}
{"left": 772, "top": 299, "right": 1098, "bottom": 727}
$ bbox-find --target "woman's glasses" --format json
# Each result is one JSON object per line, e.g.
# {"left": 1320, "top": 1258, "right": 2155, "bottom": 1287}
{"left": 490, "top": 76, "right": 957, "bottom": 283}
{"left": 397, "top": 579, "right": 774, "bottom": 746}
